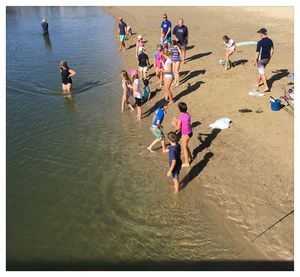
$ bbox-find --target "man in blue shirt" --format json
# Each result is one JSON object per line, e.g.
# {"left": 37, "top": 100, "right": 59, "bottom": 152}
{"left": 253, "top": 28, "right": 274, "bottom": 92}
{"left": 118, "top": 17, "right": 127, "bottom": 52}
{"left": 147, "top": 103, "right": 169, "bottom": 153}
{"left": 173, "top": 18, "right": 189, "bottom": 63}
{"left": 161, "top": 14, "right": 172, "bottom": 46}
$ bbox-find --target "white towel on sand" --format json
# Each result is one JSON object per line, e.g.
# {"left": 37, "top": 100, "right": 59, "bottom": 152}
{"left": 209, "top": 118, "right": 231, "bottom": 129}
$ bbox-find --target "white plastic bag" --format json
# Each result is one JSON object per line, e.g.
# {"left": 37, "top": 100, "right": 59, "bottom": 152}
{"left": 209, "top": 118, "right": 231, "bottom": 129}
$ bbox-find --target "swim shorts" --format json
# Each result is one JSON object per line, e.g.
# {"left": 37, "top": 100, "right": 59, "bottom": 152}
{"left": 135, "top": 97, "right": 142, "bottom": 107}
{"left": 257, "top": 59, "right": 270, "bottom": 75}
{"left": 150, "top": 126, "right": 164, "bottom": 140}
{"left": 119, "top": 35, "right": 125, "bottom": 42}
{"left": 139, "top": 66, "right": 148, "bottom": 73}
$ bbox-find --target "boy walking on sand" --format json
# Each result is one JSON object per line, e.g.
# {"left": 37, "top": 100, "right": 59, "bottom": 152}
{"left": 167, "top": 132, "right": 182, "bottom": 192}
{"left": 147, "top": 104, "right": 169, "bottom": 153}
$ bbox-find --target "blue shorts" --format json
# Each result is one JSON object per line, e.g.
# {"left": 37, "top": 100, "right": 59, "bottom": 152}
{"left": 166, "top": 36, "right": 171, "bottom": 43}
{"left": 119, "top": 35, "right": 125, "bottom": 42}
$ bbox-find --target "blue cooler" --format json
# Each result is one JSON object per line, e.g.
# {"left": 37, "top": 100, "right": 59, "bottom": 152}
{"left": 270, "top": 99, "right": 282, "bottom": 111}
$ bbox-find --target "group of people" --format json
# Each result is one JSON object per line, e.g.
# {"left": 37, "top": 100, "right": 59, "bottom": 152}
{"left": 118, "top": 14, "right": 193, "bottom": 192}
{"left": 48, "top": 12, "right": 274, "bottom": 192}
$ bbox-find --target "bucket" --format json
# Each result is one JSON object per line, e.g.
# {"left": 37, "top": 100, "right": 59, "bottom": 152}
{"left": 270, "top": 99, "right": 282, "bottom": 111}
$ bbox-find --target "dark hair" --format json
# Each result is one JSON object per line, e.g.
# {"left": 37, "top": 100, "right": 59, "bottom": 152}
{"left": 223, "top": 35, "right": 229, "bottom": 41}
{"left": 168, "top": 132, "right": 178, "bottom": 143}
{"left": 143, "top": 79, "right": 149, "bottom": 86}
{"left": 171, "top": 40, "right": 177, "bottom": 46}
{"left": 163, "top": 14, "right": 167, "bottom": 18}
{"left": 178, "top": 102, "right": 187, "bottom": 113}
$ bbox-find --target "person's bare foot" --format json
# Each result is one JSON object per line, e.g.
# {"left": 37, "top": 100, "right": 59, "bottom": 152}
{"left": 182, "top": 163, "right": 190, "bottom": 168}
{"left": 254, "top": 83, "right": 263, "bottom": 88}
{"left": 147, "top": 147, "right": 154, "bottom": 153}
{"left": 174, "top": 83, "right": 179, "bottom": 87}
{"left": 168, "top": 100, "right": 174, "bottom": 106}
{"left": 163, "top": 149, "right": 169, "bottom": 153}
{"left": 263, "top": 87, "right": 270, "bottom": 92}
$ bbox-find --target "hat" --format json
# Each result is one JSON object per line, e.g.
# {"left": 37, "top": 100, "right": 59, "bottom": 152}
{"left": 137, "top": 34, "right": 143, "bottom": 39}
{"left": 129, "top": 69, "right": 138, "bottom": 77}
{"left": 257, "top": 28, "right": 267, "bottom": 35}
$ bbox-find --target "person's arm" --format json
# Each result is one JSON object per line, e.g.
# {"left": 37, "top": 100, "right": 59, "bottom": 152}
{"left": 232, "top": 42, "right": 236, "bottom": 52}
{"left": 68, "top": 69, "right": 76, "bottom": 77}
{"left": 146, "top": 55, "right": 150, "bottom": 66}
{"left": 177, "top": 45, "right": 182, "bottom": 57}
{"left": 175, "top": 118, "right": 181, "bottom": 132}
{"left": 185, "top": 27, "right": 189, "bottom": 44}
{"left": 166, "top": 27, "right": 171, "bottom": 38}
{"left": 253, "top": 52, "right": 259, "bottom": 66}
{"left": 270, "top": 42, "right": 274, "bottom": 59}
{"left": 167, "top": 160, "right": 176, "bottom": 177}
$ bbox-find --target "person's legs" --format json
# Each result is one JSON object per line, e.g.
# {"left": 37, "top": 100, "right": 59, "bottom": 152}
{"left": 66, "top": 83, "right": 72, "bottom": 92}
{"left": 261, "top": 73, "right": 269, "bottom": 91}
{"left": 257, "top": 62, "right": 269, "bottom": 91}
{"left": 160, "top": 138, "right": 169, "bottom": 153}
{"left": 143, "top": 68, "right": 147, "bottom": 79}
{"left": 174, "top": 61, "right": 180, "bottom": 85}
{"left": 181, "top": 135, "right": 191, "bottom": 167}
{"left": 164, "top": 76, "right": 174, "bottom": 104}
{"left": 137, "top": 106, "right": 142, "bottom": 120}
{"left": 121, "top": 95, "right": 126, "bottom": 111}
{"left": 147, "top": 138, "right": 160, "bottom": 152}
{"left": 173, "top": 177, "right": 180, "bottom": 192}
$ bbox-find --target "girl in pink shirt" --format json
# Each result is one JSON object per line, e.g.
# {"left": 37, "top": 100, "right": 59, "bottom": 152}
{"left": 172, "top": 102, "right": 193, "bottom": 167}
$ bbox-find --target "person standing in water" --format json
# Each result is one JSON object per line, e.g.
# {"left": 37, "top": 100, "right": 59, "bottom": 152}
{"left": 120, "top": 70, "right": 134, "bottom": 112}
{"left": 172, "top": 102, "right": 193, "bottom": 167}
{"left": 59, "top": 60, "right": 76, "bottom": 92}
{"left": 41, "top": 18, "right": 49, "bottom": 35}
{"left": 128, "top": 70, "right": 143, "bottom": 120}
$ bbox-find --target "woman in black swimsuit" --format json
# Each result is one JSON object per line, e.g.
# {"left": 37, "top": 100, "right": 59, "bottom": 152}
{"left": 59, "top": 60, "right": 76, "bottom": 92}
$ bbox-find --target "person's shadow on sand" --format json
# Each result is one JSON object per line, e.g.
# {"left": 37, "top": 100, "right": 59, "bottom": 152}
{"left": 268, "top": 69, "right": 289, "bottom": 89}
{"left": 185, "top": 51, "right": 212, "bottom": 63}
{"left": 192, "top": 129, "right": 221, "bottom": 160}
{"left": 179, "top": 70, "right": 206, "bottom": 85}
{"left": 180, "top": 152, "right": 214, "bottom": 190}
{"left": 174, "top": 81, "right": 205, "bottom": 102}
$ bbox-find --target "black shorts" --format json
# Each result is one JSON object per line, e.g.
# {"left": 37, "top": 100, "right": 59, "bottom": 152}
{"left": 179, "top": 42, "right": 187, "bottom": 51}
{"left": 135, "top": 98, "right": 142, "bottom": 107}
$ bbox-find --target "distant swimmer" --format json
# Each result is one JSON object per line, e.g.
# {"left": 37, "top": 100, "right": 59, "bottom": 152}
{"left": 59, "top": 60, "right": 76, "bottom": 92}
{"left": 41, "top": 18, "right": 49, "bottom": 35}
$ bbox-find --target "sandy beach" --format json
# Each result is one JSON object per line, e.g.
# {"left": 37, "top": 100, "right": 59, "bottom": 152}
{"left": 104, "top": 6, "right": 294, "bottom": 262}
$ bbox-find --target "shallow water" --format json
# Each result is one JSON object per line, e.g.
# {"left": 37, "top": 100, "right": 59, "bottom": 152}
{"left": 7, "top": 7, "right": 254, "bottom": 268}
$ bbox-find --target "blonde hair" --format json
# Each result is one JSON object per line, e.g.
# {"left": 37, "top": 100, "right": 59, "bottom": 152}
{"left": 59, "top": 60, "right": 68, "bottom": 68}
{"left": 162, "top": 49, "right": 172, "bottom": 57}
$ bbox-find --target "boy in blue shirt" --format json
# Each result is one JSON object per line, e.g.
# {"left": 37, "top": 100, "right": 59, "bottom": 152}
{"left": 167, "top": 132, "right": 182, "bottom": 192}
{"left": 147, "top": 104, "right": 168, "bottom": 153}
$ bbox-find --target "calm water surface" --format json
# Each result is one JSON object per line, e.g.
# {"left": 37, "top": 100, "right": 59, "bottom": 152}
{"left": 7, "top": 6, "right": 250, "bottom": 268}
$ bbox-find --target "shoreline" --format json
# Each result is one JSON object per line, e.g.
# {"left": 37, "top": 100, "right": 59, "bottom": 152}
{"left": 102, "top": 6, "right": 294, "bottom": 263}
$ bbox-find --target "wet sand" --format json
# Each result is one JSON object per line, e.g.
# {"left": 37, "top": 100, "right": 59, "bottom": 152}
{"left": 104, "top": 6, "right": 294, "bottom": 261}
